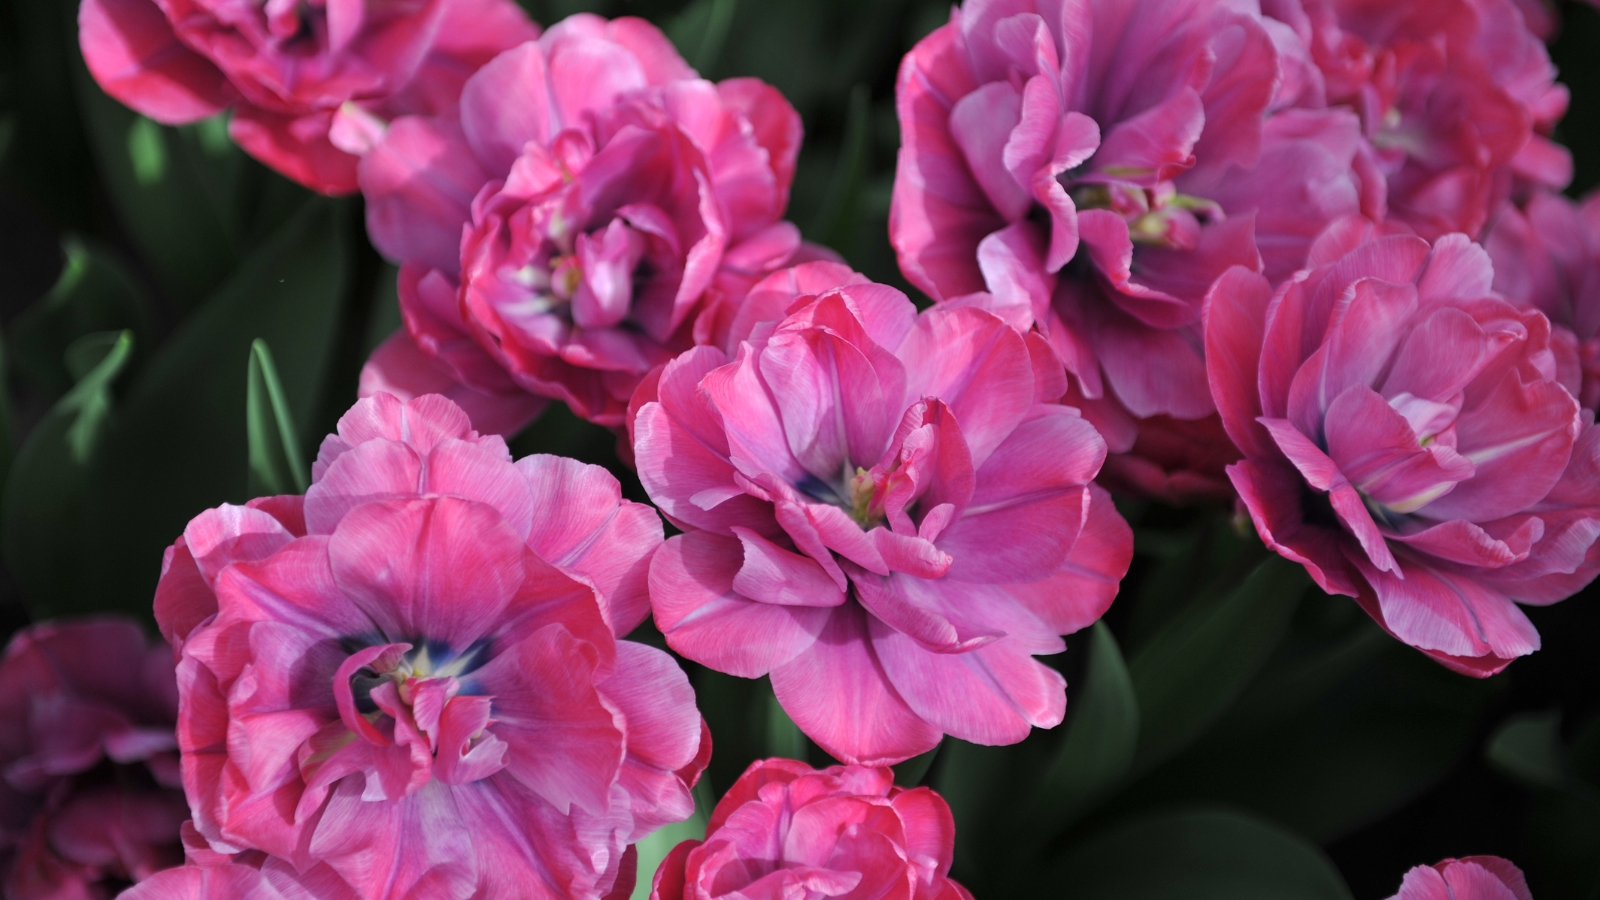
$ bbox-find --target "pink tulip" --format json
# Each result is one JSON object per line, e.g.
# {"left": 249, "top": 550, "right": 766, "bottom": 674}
{"left": 634, "top": 263, "right": 1133, "bottom": 765}
{"left": 357, "top": 16, "right": 805, "bottom": 432}
{"left": 1388, "top": 856, "right": 1532, "bottom": 900}
{"left": 1266, "top": 0, "right": 1570, "bottom": 240}
{"left": 77, "top": 0, "right": 538, "bottom": 194}
{"left": 154, "top": 393, "right": 703, "bottom": 899}
{"left": 1485, "top": 189, "right": 1600, "bottom": 411}
{"left": 1207, "top": 219, "right": 1600, "bottom": 676}
{"left": 891, "top": 0, "right": 1380, "bottom": 503}
{"left": 0, "top": 618, "right": 186, "bottom": 899}
{"left": 650, "top": 759, "right": 973, "bottom": 900}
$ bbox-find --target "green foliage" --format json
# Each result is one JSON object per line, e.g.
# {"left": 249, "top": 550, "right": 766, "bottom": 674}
{"left": 1034, "top": 809, "right": 1354, "bottom": 900}
{"left": 246, "top": 339, "right": 310, "bottom": 497}
{"left": 2, "top": 330, "right": 133, "bottom": 616}
{"left": 1488, "top": 711, "right": 1600, "bottom": 898}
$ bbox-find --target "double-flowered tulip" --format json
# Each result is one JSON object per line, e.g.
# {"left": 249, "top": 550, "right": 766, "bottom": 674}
{"left": 1267, "top": 0, "right": 1570, "bottom": 239}
{"left": 650, "top": 759, "right": 972, "bottom": 900}
{"left": 0, "top": 618, "right": 186, "bottom": 899}
{"left": 635, "top": 263, "right": 1132, "bottom": 765}
{"left": 358, "top": 15, "right": 807, "bottom": 432}
{"left": 154, "top": 393, "right": 705, "bottom": 899}
{"left": 79, "top": 0, "right": 538, "bottom": 193}
{"left": 891, "top": 0, "right": 1381, "bottom": 502}
{"left": 1207, "top": 219, "right": 1600, "bottom": 675}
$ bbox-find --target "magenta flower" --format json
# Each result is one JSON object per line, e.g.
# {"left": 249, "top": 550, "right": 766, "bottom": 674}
{"left": 1267, "top": 0, "right": 1570, "bottom": 240}
{"left": 78, "top": 0, "right": 539, "bottom": 194}
{"left": 155, "top": 393, "right": 703, "bottom": 899}
{"left": 357, "top": 15, "right": 806, "bottom": 431}
{"left": 634, "top": 263, "right": 1133, "bottom": 765}
{"left": 0, "top": 618, "right": 186, "bottom": 899}
{"left": 1207, "top": 219, "right": 1600, "bottom": 676}
{"left": 891, "top": 0, "right": 1379, "bottom": 502}
{"left": 1387, "top": 856, "right": 1532, "bottom": 900}
{"left": 1485, "top": 189, "right": 1600, "bottom": 411}
{"left": 650, "top": 759, "right": 973, "bottom": 900}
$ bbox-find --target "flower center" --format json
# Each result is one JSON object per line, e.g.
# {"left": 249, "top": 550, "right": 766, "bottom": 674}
{"left": 493, "top": 210, "right": 649, "bottom": 331}
{"left": 334, "top": 640, "right": 508, "bottom": 793}
{"left": 1068, "top": 181, "right": 1223, "bottom": 251}
{"left": 794, "top": 463, "right": 887, "bottom": 529}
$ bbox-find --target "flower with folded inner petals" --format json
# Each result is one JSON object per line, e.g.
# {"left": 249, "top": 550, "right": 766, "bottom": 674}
{"left": 634, "top": 262, "right": 1132, "bottom": 765}
{"left": 156, "top": 393, "right": 706, "bottom": 900}
{"left": 357, "top": 14, "right": 810, "bottom": 432}
{"left": 891, "top": 0, "right": 1382, "bottom": 503}
{"left": 1207, "top": 217, "right": 1600, "bottom": 676}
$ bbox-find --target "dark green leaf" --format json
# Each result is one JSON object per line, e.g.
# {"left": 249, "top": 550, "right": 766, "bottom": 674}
{"left": 71, "top": 59, "right": 310, "bottom": 309}
{"left": 74, "top": 199, "right": 348, "bottom": 616}
{"left": 1032, "top": 808, "right": 1353, "bottom": 899}
{"left": 246, "top": 339, "right": 309, "bottom": 497}
{"left": 8, "top": 236, "right": 152, "bottom": 400}
{"left": 1119, "top": 611, "right": 1500, "bottom": 842}
{"left": 1129, "top": 555, "right": 1307, "bottom": 774}
{"left": 1489, "top": 710, "right": 1572, "bottom": 790}
{"left": 2, "top": 330, "right": 134, "bottom": 616}
{"left": 808, "top": 83, "right": 870, "bottom": 252}
{"left": 1026, "top": 622, "right": 1139, "bottom": 835}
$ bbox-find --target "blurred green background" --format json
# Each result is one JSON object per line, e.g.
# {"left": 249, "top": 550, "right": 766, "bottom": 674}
{"left": 1, "top": 0, "right": 1598, "bottom": 897}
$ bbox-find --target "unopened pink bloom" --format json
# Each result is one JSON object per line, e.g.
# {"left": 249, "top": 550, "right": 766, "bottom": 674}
{"left": 1208, "top": 219, "right": 1600, "bottom": 676}
{"left": 78, "top": 0, "right": 538, "bottom": 194}
{"left": 1266, "top": 0, "right": 1570, "bottom": 239}
{"left": 1485, "top": 189, "right": 1600, "bottom": 411}
{"left": 357, "top": 15, "right": 805, "bottom": 431}
{"left": 891, "top": 0, "right": 1379, "bottom": 503}
{"left": 1387, "top": 856, "right": 1533, "bottom": 900}
{"left": 155, "top": 393, "right": 702, "bottom": 899}
{"left": 635, "top": 263, "right": 1133, "bottom": 765}
{"left": 0, "top": 618, "right": 186, "bottom": 899}
{"left": 650, "top": 759, "right": 973, "bottom": 900}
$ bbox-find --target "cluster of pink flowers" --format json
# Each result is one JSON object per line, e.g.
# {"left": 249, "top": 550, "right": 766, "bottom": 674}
{"left": 888, "top": 0, "right": 1600, "bottom": 676}
{"left": 61, "top": 0, "right": 1600, "bottom": 893}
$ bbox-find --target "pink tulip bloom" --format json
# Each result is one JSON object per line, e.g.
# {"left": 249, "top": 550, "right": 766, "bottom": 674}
{"left": 650, "top": 759, "right": 973, "bottom": 900}
{"left": 1387, "top": 856, "right": 1532, "bottom": 900}
{"left": 357, "top": 16, "right": 806, "bottom": 433}
{"left": 891, "top": 0, "right": 1379, "bottom": 503}
{"left": 634, "top": 263, "right": 1133, "bottom": 765}
{"left": 154, "top": 393, "right": 703, "bottom": 899}
{"left": 1265, "top": 0, "right": 1570, "bottom": 240}
{"left": 77, "top": 0, "right": 539, "bottom": 194}
{"left": 1207, "top": 218, "right": 1600, "bottom": 676}
{"left": 1485, "top": 189, "right": 1600, "bottom": 411}
{"left": 0, "top": 618, "right": 187, "bottom": 899}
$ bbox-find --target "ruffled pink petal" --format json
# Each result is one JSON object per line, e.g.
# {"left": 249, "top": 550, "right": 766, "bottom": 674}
{"left": 649, "top": 533, "right": 828, "bottom": 677}
{"left": 770, "top": 605, "right": 942, "bottom": 766}
{"left": 78, "top": 0, "right": 233, "bottom": 124}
